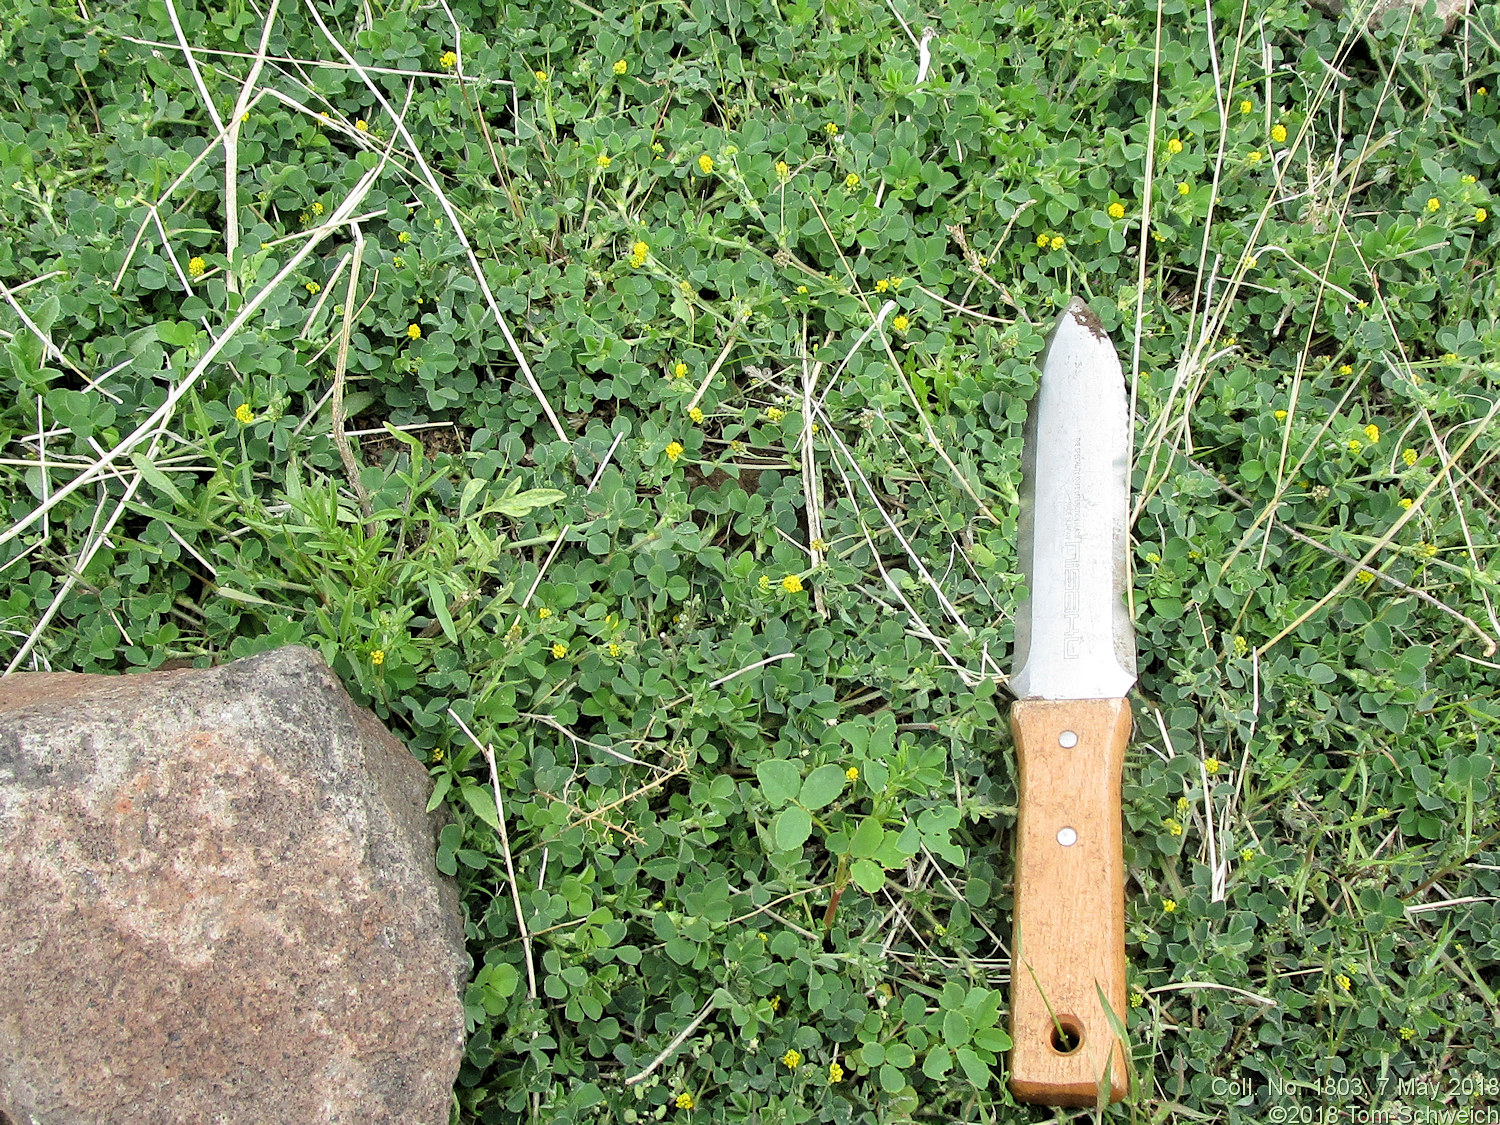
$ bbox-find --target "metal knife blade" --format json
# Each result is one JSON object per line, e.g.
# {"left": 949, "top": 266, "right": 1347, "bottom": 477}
{"left": 1006, "top": 298, "right": 1136, "bottom": 1106}
{"left": 1010, "top": 296, "right": 1136, "bottom": 701}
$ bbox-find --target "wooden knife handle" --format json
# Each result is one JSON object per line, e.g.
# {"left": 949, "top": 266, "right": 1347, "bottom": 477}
{"left": 1008, "top": 697, "right": 1131, "bottom": 1106}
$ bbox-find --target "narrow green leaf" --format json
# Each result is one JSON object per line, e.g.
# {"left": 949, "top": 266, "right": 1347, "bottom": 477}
{"left": 130, "top": 452, "right": 187, "bottom": 505}
{"left": 461, "top": 783, "right": 501, "bottom": 830}
{"left": 427, "top": 579, "right": 457, "bottom": 642}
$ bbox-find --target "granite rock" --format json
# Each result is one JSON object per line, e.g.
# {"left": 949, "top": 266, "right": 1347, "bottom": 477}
{"left": 0, "top": 645, "right": 467, "bottom": 1125}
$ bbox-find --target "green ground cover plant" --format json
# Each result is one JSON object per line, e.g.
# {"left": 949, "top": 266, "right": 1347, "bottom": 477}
{"left": 3, "top": 0, "right": 1500, "bottom": 1118}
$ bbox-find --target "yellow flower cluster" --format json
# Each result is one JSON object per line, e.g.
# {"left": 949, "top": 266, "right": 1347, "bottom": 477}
{"left": 829, "top": 1062, "right": 844, "bottom": 1082}
{"left": 1364, "top": 423, "right": 1380, "bottom": 442}
{"left": 775, "top": 160, "right": 790, "bottom": 180}
{"left": 673, "top": 361, "right": 687, "bottom": 378}
{"left": 1108, "top": 201, "right": 1125, "bottom": 219}
{"left": 782, "top": 1049, "right": 802, "bottom": 1069}
{"left": 844, "top": 173, "right": 860, "bottom": 189}
{"left": 551, "top": 643, "right": 568, "bottom": 658}
{"left": 1162, "top": 899, "right": 1177, "bottom": 913}
{"left": 675, "top": 1092, "right": 694, "bottom": 1110}
{"left": 629, "top": 240, "right": 648, "bottom": 268}
{"left": 613, "top": 59, "right": 627, "bottom": 74}
{"left": 845, "top": 766, "right": 858, "bottom": 781}
{"left": 1271, "top": 123, "right": 1287, "bottom": 143}
{"left": 892, "top": 315, "right": 910, "bottom": 333}
{"left": 407, "top": 323, "right": 422, "bottom": 340}
{"left": 597, "top": 154, "right": 611, "bottom": 169}
{"left": 235, "top": 403, "right": 254, "bottom": 424}
{"left": 1403, "top": 448, "right": 1418, "bottom": 466}
{"left": 782, "top": 574, "right": 803, "bottom": 593}
{"left": 1166, "top": 137, "right": 1183, "bottom": 155}
{"left": 665, "top": 441, "right": 684, "bottom": 462}
{"left": 1204, "top": 757, "right": 1220, "bottom": 774}
{"left": 765, "top": 406, "right": 785, "bottom": 422}
{"left": 188, "top": 256, "right": 206, "bottom": 278}
{"left": 823, "top": 122, "right": 839, "bottom": 136}
{"left": 607, "top": 642, "right": 622, "bottom": 658}
{"left": 440, "top": 50, "right": 457, "bottom": 68}
{"left": 355, "top": 119, "right": 369, "bottom": 132}
{"left": 370, "top": 649, "right": 385, "bottom": 665}
{"left": 698, "top": 154, "right": 714, "bottom": 174}
{"left": 1355, "top": 569, "right": 1375, "bottom": 585}
{"left": 688, "top": 407, "right": 704, "bottom": 424}
{"left": 534, "top": 70, "right": 547, "bottom": 81}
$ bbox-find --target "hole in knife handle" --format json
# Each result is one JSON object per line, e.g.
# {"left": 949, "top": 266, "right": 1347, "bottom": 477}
{"left": 1058, "top": 730, "right": 1078, "bottom": 748}
{"left": 1049, "top": 1016, "right": 1085, "bottom": 1055}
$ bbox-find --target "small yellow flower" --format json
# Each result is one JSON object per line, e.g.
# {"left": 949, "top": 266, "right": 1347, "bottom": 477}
{"left": 305, "top": 281, "right": 320, "bottom": 294}
{"left": 538, "top": 607, "right": 552, "bottom": 619}
{"left": 1108, "top": 201, "right": 1125, "bottom": 219}
{"left": 889, "top": 277, "right": 901, "bottom": 288}
{"left": 782, "top": 574, "right": 803, "bottom": 594}
{"left": 1163, "top": 898, "right": 1177, "bottom": 913}
{"left": 1403, "top": 448, "right": 1418, "bottom": 466}
{"left": 796, "top": 284, "right": 808, "bottom": 294}
{"left": 1417, "top": 541, "right": 1438, "bottom": 559}
{"left": 759, "top": 574, "right": 771, "bottom": 591}
{"left": 1167, "top": 137, "right": 1183, "bottom": 155}
{"left": 652, "top": 141, "right": 664, "bottom": 155}
{"left": 875, "top": 278, "right": 889, "bottom": 292}
{"left": 775, "top": 160, "right": 790, "bottom": 180}
{"left": 829, "top": 1062, "right": 844, "bottom": 1082}
{"left": 1036, "top": 232, "right": 1050, "bottom": 248}
{"left": 355, "top": 119, "right": 369, "bottom": 132}
{"left": 1335, "top": 974, "right": 1352, "bottom": 991}
{"left": 1205, "top": 757, "right": 1221, "bottom": 774}
{"left": 392, "top": 256, "right": 405, "bottom": 268}
{"left": 613, "top": 59, "right": 627, "bottom": 74}
{"left": 551, "top": 642, "right": 568, "bottom": 659}
{"left": 688, "top": 407, "right": 704, "bottom": 424}
{"left": 1246, "top": 255, "right": 1259, "bottom": 268}
{"left": 1129, "top": 991, "right": 1145, "bottom": 1008}
{"left": 845, "top": 766, "right": 858, "bottom": 781}
{"left": 1463, "top": 174, "right": 1478, "bottom": 184}
{"left": 1049, "top": 235, "right": 1064, "bottom": 250}
{"left": 1164, "top": 818, "right": 1183, "bottom": 837}
{"left": 407, "top": 323, "right": 422, "bottom": 340}
{"left": 432, "top": 746, "right": 444, "bottom": 762}
{"left": 1355, "top": 569, "right": 1375, "bottom": 585}
{"left": 188, "top": 256, "right": 206, "bottom": 278}
{"left": 311, "top": 201, "right": 325, "bottom": 216}
{"left": 824, "top": 122, "right": 839, "bottom": 136}
{"left": 1476, "top": 208, "right": 1488, "bottom": 222}
{"left": 534, "top": 70, "right": 547, "bottom": 81}
{"left": 810, "top": 538, "right": 826, "bottom": 552}
{"left": 397, "top": 231, "right": 411, "bottom": 244}
{"left": 235, "top": 403, "right": 254, "bottom": 424}
{"left": 1427, "top": 197, "right": 1441, "bottom": 213}
{"left": 1233, "top": 635, "right": 1248, "bottom": 658}
{"left": 1399, "top": 497, "right": 1413, "bottom": 509}
{"left": 893, "top": 315, "right": 910, "bottom": 332}
{"left": 1399, "top": 1027, "right": 1416, "bottom": 1040}
{"left": 1481, "top": 87, "right": 1490, "bottom": 96}
{"left": 1240, "top": 99, "right": 1253, "bottom": 114}
{"left": 1177, "top": 182, "right": 1190, "bottom": 196}
{"left": 1241, "top": 846, "right": 1255, "bottom": 861}
{"left": 675, "top": 1092, "right": 694, "bottom": 1110}
{"left": 1270, "top": 123, "right": 1287, "bottom": 143}
{"left": 440, "top": 50, "right": 457, "bottom": 68}
{"left": 1348, "top": 438, "right": 1362, "bottom": 453}
{"left": 765, "top": 406, "right": 785, "bottom": 422}
{"left": 844, "top": 173, "right": 860, "bottom": 189}
{"left": 665, "top": 441, "right": 684, "bottom": 462}
{"left": 597, "top": 154, "right": 612, "bottom": 169}
{"left": 1339, "top": 363, "right": 1354, "bottom": 375}
{"left": 782, "top": 1049, "right": 802, "bottom": 1069}
{"left": 1364, "top": 423, "right": 1380, "bottom": 442}
{"left": 698, "top": 153, "right": 714, "bottom": 174}
{"left": 608, "top": 642, "right": 623, "bottom": 658}
{"left": 1177, "top": 796, "right": 1189, "bottom": 813}
{"left": 1274, "top": 409, "right": 1287, "bottom": 420}
{"left": 1248, "top": 150, "right": 1262, "bottom": 164}
{"left": 370, "top": 648, "right": 385, "bottom": 665}
{"left": 768, "top": 995, "right": 781, "bottom": 1012}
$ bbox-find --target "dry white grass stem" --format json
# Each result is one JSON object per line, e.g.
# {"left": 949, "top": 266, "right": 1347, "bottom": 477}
{"left": 447, "top": 707, "right": 537, "bottom": 1002}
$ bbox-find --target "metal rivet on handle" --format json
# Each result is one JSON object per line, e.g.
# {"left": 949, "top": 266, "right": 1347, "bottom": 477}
{"left": 1058, "top": 730, "right": 1078, "bottom": 748}
{"left": 1057, "top": 827, "right": 1078, "bottom": 847}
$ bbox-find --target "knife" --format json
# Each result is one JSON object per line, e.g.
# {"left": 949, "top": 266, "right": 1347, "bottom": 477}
{"left": 1007, "top": 297, "right": 1135, "bottom": 1106}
